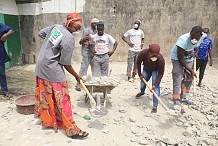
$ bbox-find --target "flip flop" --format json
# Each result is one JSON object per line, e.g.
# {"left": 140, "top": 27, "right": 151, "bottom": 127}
{"left": 71, "top": 130, "right": 89, "bottom": 139}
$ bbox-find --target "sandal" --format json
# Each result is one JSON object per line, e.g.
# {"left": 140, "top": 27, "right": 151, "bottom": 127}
{"left": 71, "top": 130, "right": 89, "bottom": 139}
{"left": 4, "top": 93, "right": 13, "bottom": 98}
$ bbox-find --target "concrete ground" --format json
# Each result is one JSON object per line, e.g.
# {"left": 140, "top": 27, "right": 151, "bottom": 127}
{"left": 0, "top": 61, "right": 218, "bottom": 146}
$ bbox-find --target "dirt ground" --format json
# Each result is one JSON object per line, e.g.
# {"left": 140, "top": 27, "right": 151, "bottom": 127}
{"left": 0, "top": 61, "right": 218, "bottom": 146}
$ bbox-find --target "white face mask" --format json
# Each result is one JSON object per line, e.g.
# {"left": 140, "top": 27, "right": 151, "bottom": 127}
{"left": 190, "top": 38, "right": 198, "bottom": 45}
{"left": 134, "top": 23, "right": 139, "bottom": 29}
{"left": 151, "top": 57, "right": 157, "bottom": 62}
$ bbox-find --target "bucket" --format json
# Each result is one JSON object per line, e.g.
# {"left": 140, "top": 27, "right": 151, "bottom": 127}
{"left": 14, "top": 94, "right": 35, "bottom": 115}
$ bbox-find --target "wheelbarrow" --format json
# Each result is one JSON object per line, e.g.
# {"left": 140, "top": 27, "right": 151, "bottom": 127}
{"left": 83, "top": 83, "right": 117, "bottom": 107}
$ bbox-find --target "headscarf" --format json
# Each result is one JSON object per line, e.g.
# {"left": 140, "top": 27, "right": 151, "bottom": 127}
{"left": 149, "top": 44, "right": 160, "bottom": 53}
{"left": 91, "top": 18, "right": 99, "bottom": 23}
{"left": 64, "top": 12, "right": 82, "bottom": 27}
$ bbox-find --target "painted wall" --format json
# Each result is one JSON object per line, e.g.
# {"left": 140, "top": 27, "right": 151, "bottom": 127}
{"left": 17, "top": 0, "right": 85, "bottom": 15}
{"left": 3, "top": 14, "right": 22, "bottom": 66}
{"left": 0, "top": 0, "right": 19, "bottom": 15}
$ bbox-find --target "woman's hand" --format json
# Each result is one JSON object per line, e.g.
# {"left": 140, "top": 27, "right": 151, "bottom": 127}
{"left": 75, "top": 75, "right": 82, "bottom": 83}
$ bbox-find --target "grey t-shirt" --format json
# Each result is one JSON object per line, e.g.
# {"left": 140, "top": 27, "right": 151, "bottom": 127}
{"left": 81, "top": 26, "right": 97, "bottom": 57}
{"left": 35, "top": 24, "right": 74, "bottom": 82}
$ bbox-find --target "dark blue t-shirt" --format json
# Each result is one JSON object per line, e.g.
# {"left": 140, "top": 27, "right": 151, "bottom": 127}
{"left": 197, "top": 37, "right": 212, "bottom": 60}
{"left": 0, "top": 23, "right": 13, "bottom": 64}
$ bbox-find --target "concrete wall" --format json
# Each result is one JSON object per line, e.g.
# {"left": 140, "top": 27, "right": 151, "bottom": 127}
{"left": 81, "top": 0, "right": 218, "bottom": 62}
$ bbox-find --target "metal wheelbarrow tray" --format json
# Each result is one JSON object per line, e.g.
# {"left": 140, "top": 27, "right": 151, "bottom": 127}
{"left": 84, "top": 83, "right": 117, "bottom": 107}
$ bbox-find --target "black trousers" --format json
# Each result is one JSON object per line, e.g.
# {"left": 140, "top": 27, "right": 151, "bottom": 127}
{"left": 196, "top": 57, "right": 208, "bottom": 80}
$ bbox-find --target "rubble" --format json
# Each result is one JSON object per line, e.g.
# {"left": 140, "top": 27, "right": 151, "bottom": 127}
{"left": 86, "top": 76, "right": 120, "bottom": 86}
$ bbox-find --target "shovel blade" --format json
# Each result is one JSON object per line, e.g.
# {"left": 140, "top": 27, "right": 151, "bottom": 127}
{"left": 89, "top": 106, "right": 108, "bottom": 116}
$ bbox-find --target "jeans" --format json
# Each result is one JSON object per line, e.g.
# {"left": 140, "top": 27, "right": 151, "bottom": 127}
{"left": 0, "top": 64, "right": 8, "bottom": 94}
{"left": 140, "top": 66, "right": 160, "bottom": 107}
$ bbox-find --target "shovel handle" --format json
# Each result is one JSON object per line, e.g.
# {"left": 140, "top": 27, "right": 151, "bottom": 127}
{"left": 80, "top": 80, "right": 96, "bottom": 108}
{"left": 193, "top": 57, "right": 197, "bottom": 95}
{"left": 142, "top": 78, "right": 170, "bottom": 111}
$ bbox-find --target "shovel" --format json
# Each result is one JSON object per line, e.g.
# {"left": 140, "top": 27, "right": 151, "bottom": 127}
{"left": 142, "top": 78, "right": 177, "bottom": 115}
{"left": 80, "top": 79, "right": 108, "bottom": 116}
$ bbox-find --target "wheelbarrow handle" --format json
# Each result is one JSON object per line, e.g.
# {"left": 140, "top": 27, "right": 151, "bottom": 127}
{"left": 142, "top": 78, "right": 170, "bottom": 111}
{"left": 80, "top": 79, "right": 96, "bottom": 108}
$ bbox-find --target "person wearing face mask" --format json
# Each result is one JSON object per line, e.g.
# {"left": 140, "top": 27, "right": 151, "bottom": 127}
{"left": 75, "top": 18, "right": 99, "bottom": 91}
{"left": 90, "top": 21, "right": 118, "bottom": 77}
{"left": 35, "top": 12, "right": 89, "bottom": 139}
{"left": 171, "top": 26, "right": 206, "bottom": 110}
{"left": 122, "top": 20, "right": 145, "bottom": 82}
{"left": 196, "top": 28, "right": 213, "bottom": 87}
{"left": 136, "top": 44, "right": 165, "bottom": 113}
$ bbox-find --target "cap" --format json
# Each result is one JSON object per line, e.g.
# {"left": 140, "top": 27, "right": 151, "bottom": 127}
{"left": 97, "top": 21, "right": 104, "bottom": 27}
{"left": 149, "top": 44, "right": 160, "bottom": 53}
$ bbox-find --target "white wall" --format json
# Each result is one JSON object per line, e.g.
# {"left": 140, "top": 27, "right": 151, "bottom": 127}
{"left": 17, "top": 0, "right": 85, "bottom": 15}
{"left": 17, "top": 3, "right": 42, "bottom": 15}
{"left": 0, "top": 0, "right": 86, "bottom": 16}
{"left": 42, "top": 0, "right": 85, "bottom": 14}
{"left": 0, "top": 0, "right": 18, "bottom": 15}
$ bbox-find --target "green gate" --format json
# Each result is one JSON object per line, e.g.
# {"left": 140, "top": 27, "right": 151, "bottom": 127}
{"left": 0, "top": 13, "right": 21, "bottom": 69}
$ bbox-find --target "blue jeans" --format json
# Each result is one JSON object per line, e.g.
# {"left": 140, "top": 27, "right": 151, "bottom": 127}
{"left": 140, "top": 66, "right": 160, "bottom": 107}
{"left": 0, "top": 64, "right": 8, "bottom": 94}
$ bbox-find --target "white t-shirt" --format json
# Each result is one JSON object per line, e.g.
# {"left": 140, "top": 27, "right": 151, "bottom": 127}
{"left": 91, "top": 33, "right": 116, "bottom": 55}
{"left": 123, "top": 28, "right": 144, "bottom": 52}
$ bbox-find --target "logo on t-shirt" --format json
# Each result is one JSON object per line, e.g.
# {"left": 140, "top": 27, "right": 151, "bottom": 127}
{"left": 96, "top": 39, "right": 106, "bottom": 52}
{"left": 48, "top": 27, "right": 63, "bottom": 46}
